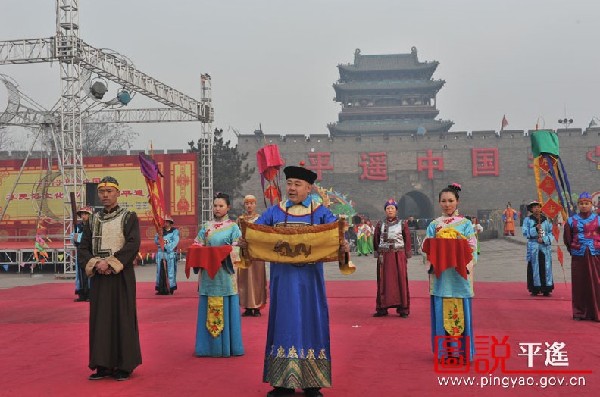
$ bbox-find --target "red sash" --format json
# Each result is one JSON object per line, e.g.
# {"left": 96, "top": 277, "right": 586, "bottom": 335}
{"left": 422, "top": 238, "right": 472, "bottom": 279}
{"left": 185, "top": 245, "right": 232, "bottom": 279}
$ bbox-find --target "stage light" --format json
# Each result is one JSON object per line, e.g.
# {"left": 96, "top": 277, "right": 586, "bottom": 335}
{"left": 90, "top": 81, "right": 107, "bottom": 99}
{"left": 117, "top": 89, "right": 131, "bottom": 105}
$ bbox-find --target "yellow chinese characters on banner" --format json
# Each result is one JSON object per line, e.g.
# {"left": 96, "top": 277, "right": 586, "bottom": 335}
{"left": 0, "top": 154, "right": 198, "bottom": 224}
{"left": 1, "top": 153, "right": 198, "bottom": 252}
{"left": 0, "top": 163, "right": 151, "bottom": 222}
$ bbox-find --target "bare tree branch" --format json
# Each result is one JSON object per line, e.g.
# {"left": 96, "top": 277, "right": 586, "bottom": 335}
{"left": 82, "top": 117, "right": 138, "bottom": 156}
{"left": 0, "top": 126, "right": 15, "bottom": 150}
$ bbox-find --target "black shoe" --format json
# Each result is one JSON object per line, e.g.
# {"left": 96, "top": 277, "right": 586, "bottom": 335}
{"left": 74, "top": 297, "right": 87, "bottom": 302}
{"left": 113, "top": 370, "right": 131, "bottom": 381}
{"left": 399, "top": 313, "right": 409, "bottom": 318}
{"left": 88, "top": 368, "right": 112, "bottom": 380}
{"left": 373, "top": 310, "right": 388, "bottom": 317}
{"left": 304, "top": 388, "right": 323, "bottom": 397}
{"left": 542, "top": 292, "right": 550, "bottom": 297}
{"left": 242, "top": 309, "right": 254, "bottom": 317}
{"left": 266, "top": 387, "right": 295, "bottom": 397}
{"left": 252, "top": 309, "right": 262, "bottom": 317}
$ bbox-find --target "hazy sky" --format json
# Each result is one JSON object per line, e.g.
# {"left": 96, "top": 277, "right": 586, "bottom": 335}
{"left": 1, "top": 0, "right": 599, "bottom": 150}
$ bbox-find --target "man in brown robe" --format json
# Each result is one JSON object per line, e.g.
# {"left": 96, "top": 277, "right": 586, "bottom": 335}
{"left": 78, "top": 176, "right": 142, "bottom": 380}
{"left": 237, "top": 194, "right": 268, "bottom": 316}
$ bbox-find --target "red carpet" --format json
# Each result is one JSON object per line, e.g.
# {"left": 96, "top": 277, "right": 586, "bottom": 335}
{"left": 0, "top": 281, "right": 598, "bottom": 397}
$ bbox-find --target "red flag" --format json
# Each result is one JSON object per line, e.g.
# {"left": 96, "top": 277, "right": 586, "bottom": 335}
{"left": 139, "top": 152, "right": 170, "bottom": 291}
{"left": 501, "top": 115, "right": 508, "bottom": 131}
{"left": 557, "top": 247, "right": 564, "bottom": 266}
{"left": 139, "top": 153, "right": 166, "bottom": 232}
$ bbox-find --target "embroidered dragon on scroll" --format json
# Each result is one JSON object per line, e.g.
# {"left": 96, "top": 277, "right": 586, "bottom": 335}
{"left": 273, "top": 241, "right": 312, "bottom": 258}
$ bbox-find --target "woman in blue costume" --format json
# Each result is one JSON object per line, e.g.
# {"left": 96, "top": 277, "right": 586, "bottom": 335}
{"left": 424, "top": 183, "right": 477, "bottom": 362}
{"left": 252, "top": 165, "right": 336, "bottom": 397}
{"left": 193, "top": 192, "right": 244, "bottom": 357}
{"left": 522, "top": 200, "right": 554, "bottom": 296}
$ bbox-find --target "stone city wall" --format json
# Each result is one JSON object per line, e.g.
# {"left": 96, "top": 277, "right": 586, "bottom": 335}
{"left": 238, "top": 128, "right": 600, "bottom": 222}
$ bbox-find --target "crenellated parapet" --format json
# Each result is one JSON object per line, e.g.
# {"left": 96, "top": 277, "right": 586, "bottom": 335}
{"left": 239, "top": 127, "right": 600, "bottom": 145}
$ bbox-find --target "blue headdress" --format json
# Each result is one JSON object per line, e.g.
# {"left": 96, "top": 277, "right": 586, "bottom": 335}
{"left": 384, "top": 198, "right": 398, "bottom": 210}
{"left": 578, "top": 192, "right": 592, "bottom": 202}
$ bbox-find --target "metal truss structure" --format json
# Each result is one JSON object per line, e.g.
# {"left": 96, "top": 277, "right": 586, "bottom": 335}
{"left": 0, "top": 0, "right": 214, "bottom": 273}
{"left": 8, "top": 108, "right": 200, "bottom": 126}
{"left": 199, "top": 75, "right": 214, "bottom": 223}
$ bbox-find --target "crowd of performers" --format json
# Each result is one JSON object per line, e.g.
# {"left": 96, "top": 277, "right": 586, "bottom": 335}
{"left": 73, "top": 172, "right": 599, "bottom": 396}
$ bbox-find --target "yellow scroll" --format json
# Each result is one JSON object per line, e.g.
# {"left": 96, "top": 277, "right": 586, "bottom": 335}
{"left": 239, "top": 219, "right": 355, "bottom": 275}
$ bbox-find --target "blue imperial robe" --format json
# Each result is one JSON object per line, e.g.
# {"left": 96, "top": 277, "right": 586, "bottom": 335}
{"left": 255, "top": 197, "right": 337, "bottom": 389}
{"left": 71, "top": 222, "right": 90, "bottom": 297}
{"left": 522, "top": 215, "right": 554, "bottom": 294}
{"left": 155, "top": 227, "right": 180, "bottom": 294}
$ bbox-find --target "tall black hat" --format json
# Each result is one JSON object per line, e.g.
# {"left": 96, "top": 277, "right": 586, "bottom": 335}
{"left": 283, "top": 165, "right": 317, "bottom": 184}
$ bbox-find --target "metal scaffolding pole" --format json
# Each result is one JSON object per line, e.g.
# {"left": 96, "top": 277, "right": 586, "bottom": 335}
{"left": 199, "top": 74, "right": 214, "bottom": 224}
{"left": 56, "top": 0, "right": 83, "bottom": 273}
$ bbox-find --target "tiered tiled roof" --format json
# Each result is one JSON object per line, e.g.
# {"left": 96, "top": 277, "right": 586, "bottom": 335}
{"left": 338, "top": 47, "right": 438, "bottom": 79}
{"left": 333, "top": 79, "right": 445, "bottom": 95}
{"left": 338, "top": 105, "right": 439, "bottom": 121}
{"left": 327, "top": 119, "right": 454, "bottom": 135}
{"left": 330, "top": 47, "right": 452, "bottom": 136}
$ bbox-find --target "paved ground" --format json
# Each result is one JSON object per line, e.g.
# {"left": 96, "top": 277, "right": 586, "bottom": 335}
{"left": 0, "top": 234, "right": 572, "bottom": 289}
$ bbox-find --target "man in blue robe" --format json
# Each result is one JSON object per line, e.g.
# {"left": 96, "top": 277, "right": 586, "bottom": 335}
{"left": 72, "top": 206, "right": 93, "bottom": 302}
{"left": 154, "top": 215, "right": 180, "bottom": 295}
{"left": 253, "top": 165, "right": 336, "bottom": 397}
{"left": 522, "top": 201, "right": 554, "bottom": 296}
